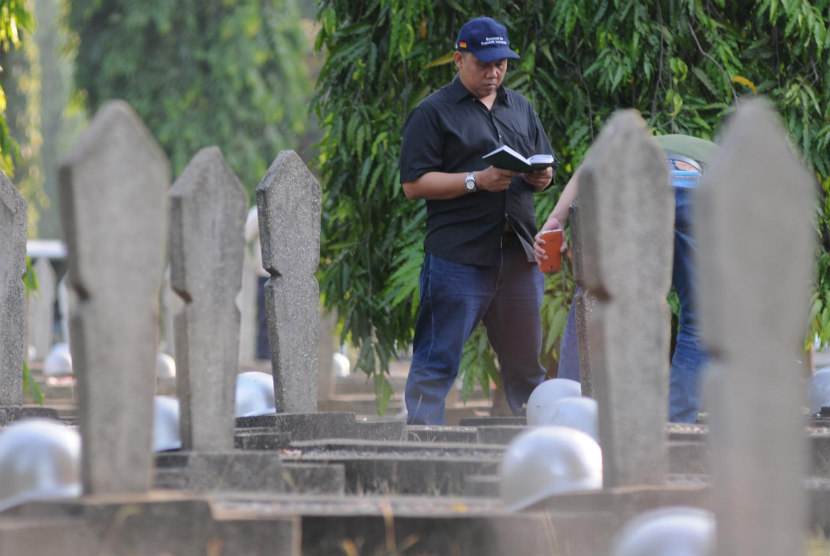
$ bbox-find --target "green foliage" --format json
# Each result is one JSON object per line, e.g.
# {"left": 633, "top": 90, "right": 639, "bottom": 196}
{"left": 0, "top": 0, "right": 41, "bottom": 403}
{"left": 314, "top": 0, "right": 830, "bottom": 410}
{"left": 66, "top": 0, "right": 314, "bottom": 196}
{"left": 0, "top": 0, "right": 35, "bottom": 176}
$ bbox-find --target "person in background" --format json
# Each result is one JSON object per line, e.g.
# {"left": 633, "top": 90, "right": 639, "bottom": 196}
{"left": 535, "top": 134, "right": 715, "bottom": 423}
{"left": 244, "top": 205, "right": 270, "bottom": 361}
{"left": 399, "top": 16, "right": 556, "bottom": 425}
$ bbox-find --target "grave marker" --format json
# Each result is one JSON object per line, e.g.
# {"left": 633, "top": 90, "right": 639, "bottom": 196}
{"left": 578, "top": 109, "right": 674, "bottom": 487}
{"left": 699, "top": 99, "right": 813, "bottom": 555}
{"left": 0, "top": 171, "right": 27, "bottom": 406}
{"left": 256, "top": 151, "right": 321, "bottom": 413}
{"left": 169, "top": 146, "right": 247, "bottom": 451}
{"left": 569, "top": 199, "right": 598, "bottom": 397}
{"left": 59, "top": 100, "right": 170, "bottom": 494}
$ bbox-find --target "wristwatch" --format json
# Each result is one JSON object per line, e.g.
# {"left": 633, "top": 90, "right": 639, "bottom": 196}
{"left": 464, "top": 171, "right": 477, "bottom": 193}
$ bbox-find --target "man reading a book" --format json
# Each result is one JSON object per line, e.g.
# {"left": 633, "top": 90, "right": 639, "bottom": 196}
{"left": 399, "top": 16, "right": 556, "bottom": 425}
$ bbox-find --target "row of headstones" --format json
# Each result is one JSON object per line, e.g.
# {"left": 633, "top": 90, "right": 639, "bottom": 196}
{"left": 564, "top": 99, "right": 814, "bottom": 555}
{"left": 24, "top": 243, "right": 261, "bottom": 366}
{"left": 0, "top": 94, "right": 818, "bottom": 553}
{"left": 0, "top": 100, "right": 321, "bottom": 495}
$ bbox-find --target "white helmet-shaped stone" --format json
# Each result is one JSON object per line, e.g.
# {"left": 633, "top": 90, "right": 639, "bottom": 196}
{"left": 545, "top": 396, "right": 600, "bottom": 443}
{"left": 332, "top": 352, "right": 351, "bottom": 377}
{"left": 43, "top": 343, "right": 72, "bottom": 377}
{"left": 156, "top": 352, "right": 176, "bottom": 379}
{"left": 0, "top": 418, "right": 81, "bottom": 511}
{"left": 235, "top": 371, "right": 277, "bottom": 417}
{"left": 526, "top": 378, "right": 582, "bottom": 426}
{"left": 153, "top": 395, "right": 181, "bottom": 452}
{"left": 809, "top": 367, "right": 830, "bottom": 415}
{"left": 609, "top": 506, "right": 715, "bottom": 556}
{"left": 500, "top": 425, "right": 602, "bottom": 513}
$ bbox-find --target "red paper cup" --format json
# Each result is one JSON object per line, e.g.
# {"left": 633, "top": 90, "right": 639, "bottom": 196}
{"left": 538, "top": 229, "right": 563, "bottom": 273}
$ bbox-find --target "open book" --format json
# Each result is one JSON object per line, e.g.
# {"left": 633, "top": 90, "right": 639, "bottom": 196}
{"left": 483, "top": 145, "right": 557, "bottom": 173}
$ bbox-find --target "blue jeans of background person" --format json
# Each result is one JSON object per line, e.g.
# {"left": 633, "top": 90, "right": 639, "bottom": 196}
{"left": 668, "top": 185, "right": 708, "bottom": 422}
{"left": 556, "top": 186, "right": 708, "bottom": 422}
{"left": 405, "top": 243, "right": 546, "bottom": 425}
{"left": 558, "top": 300, "right": 581, "bottom": 382}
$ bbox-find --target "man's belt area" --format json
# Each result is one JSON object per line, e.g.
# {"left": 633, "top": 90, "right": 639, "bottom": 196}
{"left": 501, "top": 227, "right": 520, "bottom": 248}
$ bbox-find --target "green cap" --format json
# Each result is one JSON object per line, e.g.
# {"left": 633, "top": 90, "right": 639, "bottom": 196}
{"left": 653, "top": 134, "right": 717, "bottom": 166}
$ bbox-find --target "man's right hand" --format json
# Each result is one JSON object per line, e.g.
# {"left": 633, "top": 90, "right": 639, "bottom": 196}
{"left": 475, "top": 166, "right": 517, "bottom": 192}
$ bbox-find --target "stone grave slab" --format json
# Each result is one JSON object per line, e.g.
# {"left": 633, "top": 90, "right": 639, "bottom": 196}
{"left": 0, "top": 517, "right": 99, "bottom": 556}
{"left": 532, "top": 484, "right": 712, "bottom": 554}
{"left": 0, "top": 406, "right": 60, "bottom": 426}
{"left": 154, "top": 451, "right": 345, "bottom": 496}
{"left": 476, "top": 425, "right": 526, "bottom": 445}
{"left": 256, "top": 151, "right": 321, "bottom": 413}
{"left": 284, "top": 439, "right": 503, "bottom": 495}
{"left": 568, "top": 199, "right": 598, "bottom": 397}
{"left": 0, "top": 171, "right": 27, "bottom": 407}
{"left": 406, "top": 425, "right": 477, "bottom": 443}
{"left": 234, "top": 427, "right": 292, "bottom": 450}
{"left": 462, "top": 474, "right": 500, "bottom": 497}
{"left": 2, "top": 491, "right": 300, "bottom": 556}
{"left": 236, "top": 411, "right": 405, "bottom": 441}
{"left": 578, "top": 110, "right": 674, "bottom": 488}
{"left": 213, "top": 494, "right": 556, "bottom": 556}
{"left": 154, "top": 451, "right": 284, "bottom": 492}
{"left": 458, "top": 416, "right": 526, "bottom": 427}
{"left": 698, "top": 99, "right": 815, "bottom": 555}
{"left": 170, "top": 146, "right": 247, "bottom": 452}
{"left": 58, "top": 100, "right": 170, "bottom": 494}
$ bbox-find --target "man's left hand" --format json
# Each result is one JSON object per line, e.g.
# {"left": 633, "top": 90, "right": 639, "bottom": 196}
{"left": 523, "top": 167, "right": 553, "bottom": 192}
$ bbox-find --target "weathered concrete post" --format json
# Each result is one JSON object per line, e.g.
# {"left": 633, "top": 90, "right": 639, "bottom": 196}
{"left": 579, "top": 109, "right": 674, "bottom": 487}
{"left": 169, "top": 146, "right": 247, "bottom": 451}
{"left": 699, "top": 99, "right": 813, "bottom": 556}
{"left": 568, "top": 199, "right": 598, "bottom": 397}
{"left": 256, "top": 151, "right": 321, "bottom": 413}
{"left": 59, "top": 100, "right": 170, "bottom": 494}
{"left": 0, "top": 172, "right": 27, "bottom": 406}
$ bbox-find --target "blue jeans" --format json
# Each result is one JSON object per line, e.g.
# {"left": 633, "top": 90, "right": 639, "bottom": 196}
{"left": 405, "top": 243, "right": 546, "bottom": 425}
{"left": 668, "top": 186, "right": 708, "bottom": 422}
{"left": 557, "top": 186, "right": 708, "bottom": 422}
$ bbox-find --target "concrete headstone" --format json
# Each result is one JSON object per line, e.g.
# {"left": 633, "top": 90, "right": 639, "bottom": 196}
{"left": 0, "top": 171, "right": 26, "bottom": 407}
{"left": 169, "top": 146, "right": 247, "bottom": 451}
{"left": 698, "top": 99, "right": 813, "bottom": 556}
{"left": 569, "top": 199, "right": 598, "bottom": 397}
{"left": 578, "top": 109, "right": 674, "bottom": 488}
{"left": 256, "top": 150, "right": 322, "bottom": 413}
{"left": 58, "top": 100, "right": 170, "bottom": 494}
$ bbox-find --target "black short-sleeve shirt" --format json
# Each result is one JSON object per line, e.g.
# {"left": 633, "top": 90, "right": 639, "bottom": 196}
{"left": 400, "top": 76, "right": 554, "bottom": 265}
